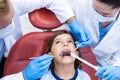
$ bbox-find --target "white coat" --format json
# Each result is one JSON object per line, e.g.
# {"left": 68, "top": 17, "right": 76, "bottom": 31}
{"left": 3, "top": 0, "right": 74, "bottom": 57}
{"left": 67, "top": 0, "right": 120, "bottom": 66}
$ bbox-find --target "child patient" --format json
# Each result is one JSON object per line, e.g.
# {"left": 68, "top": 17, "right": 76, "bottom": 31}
{"left": 41, "top": 30, "right": 91, "bottom": 80}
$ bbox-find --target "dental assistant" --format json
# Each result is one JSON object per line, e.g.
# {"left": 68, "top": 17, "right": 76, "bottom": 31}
{"left": 0, "top": 0, "right": 92, "bottom": 79}
{"left": 66, "top": 0, "right": 120, "bottom": 80}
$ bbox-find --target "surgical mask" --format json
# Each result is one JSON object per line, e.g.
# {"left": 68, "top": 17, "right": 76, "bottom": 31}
{"left": 0, "top": 22, "right": 15, "bottom": 39}
{"left": 89, "top": 4, "right": 118, "bottom": 22}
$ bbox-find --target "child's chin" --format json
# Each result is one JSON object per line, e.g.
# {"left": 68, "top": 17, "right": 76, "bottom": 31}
{"left": 62, "top": 57, "right": 74, "bottom": 62}
{"left": 62, "top": 60, "right": 74, "bottom": 65}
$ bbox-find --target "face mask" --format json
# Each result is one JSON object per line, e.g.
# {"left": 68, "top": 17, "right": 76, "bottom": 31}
{"left": 89, "top": 4, "right": 118, "bottom": 22}
{"left": 0, "top": 22, "right": 15, "bottom": 39}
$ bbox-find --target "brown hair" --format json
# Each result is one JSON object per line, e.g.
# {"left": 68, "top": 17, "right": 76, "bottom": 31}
{"left": 46, "top": 30, "right": 82, "bottom": 69}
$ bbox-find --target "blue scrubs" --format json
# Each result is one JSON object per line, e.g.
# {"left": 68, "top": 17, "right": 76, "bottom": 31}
{"left": 99, "top": 15, "right": 119, "bottom": 43}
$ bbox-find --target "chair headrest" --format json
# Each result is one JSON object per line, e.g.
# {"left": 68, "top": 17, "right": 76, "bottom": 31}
{"left": 29, "top": 8, "right": 62, "bottom": 30}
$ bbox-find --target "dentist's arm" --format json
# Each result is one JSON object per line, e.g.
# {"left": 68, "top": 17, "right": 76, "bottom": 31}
{"left": 0, "top": 54, "right": 52, "bottom": 80}
{"left": 66, "top": 17, "right": 92, "bottom": 48}
{"left": 23, "top": 54, "right": 52, "bottom": 80}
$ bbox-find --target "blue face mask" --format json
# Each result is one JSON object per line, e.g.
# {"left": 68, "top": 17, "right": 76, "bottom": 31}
{"left": 89, "top": 4, "right": 118, "bottom": 22}
{"left": 0, "top": 22, "right": 15, "bottom": 39}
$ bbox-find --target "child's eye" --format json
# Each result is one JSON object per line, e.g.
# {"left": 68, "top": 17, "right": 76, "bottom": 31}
{"left": 68, "top": 40, "right": 74, "bottom": 43}
{"left": 56, "top": 41, "right": 60, "bottom": 44}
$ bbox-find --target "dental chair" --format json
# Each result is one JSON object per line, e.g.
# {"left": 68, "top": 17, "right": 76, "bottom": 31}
{"left": 4, "top": 8, "right": 98, "bottom": 80}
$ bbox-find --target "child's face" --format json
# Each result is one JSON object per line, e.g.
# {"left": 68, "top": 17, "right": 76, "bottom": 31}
{"left": 49, "top": 33, "right": 78, "bottom": 64}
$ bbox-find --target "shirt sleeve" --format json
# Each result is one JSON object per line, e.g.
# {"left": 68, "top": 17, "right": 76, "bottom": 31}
{"left": 0, "top": 72, "right": 25, "bottom": 80}
{"left": 11, "top": 0, "right": 74, "bottom": 23}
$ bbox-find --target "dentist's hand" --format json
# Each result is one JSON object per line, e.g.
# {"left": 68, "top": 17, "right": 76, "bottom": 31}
{"left": 95, "top": 65, "right": 120, "bottom": 80}
{"left": 68, "top": 19, "right": 92, "bottom": 48}
{"left": 23, "top": 54, "right": 52, "bottom": 80}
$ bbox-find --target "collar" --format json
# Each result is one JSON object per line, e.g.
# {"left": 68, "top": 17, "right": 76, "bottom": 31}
{"left": 51, "top": 68, "right": 78, "bottom": 80}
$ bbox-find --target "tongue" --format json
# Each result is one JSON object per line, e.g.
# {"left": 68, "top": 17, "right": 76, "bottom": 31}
{"left": 62, "top": 50, "right": 70, "bottom": 57}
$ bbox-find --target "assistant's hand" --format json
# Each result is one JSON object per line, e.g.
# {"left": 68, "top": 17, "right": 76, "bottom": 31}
{"left": 23, "top": 54, "right": 52, "bottom": 80}
{"left": 68, "top": 20, "right": 92, "bottom": 48}
{"left": 95, "top": 65, "right": 120, "bottom": 80}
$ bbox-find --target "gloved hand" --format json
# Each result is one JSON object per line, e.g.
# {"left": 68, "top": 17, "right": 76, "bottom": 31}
{"left": 95, "top": 65, "right": 120, "bottom": 80}
{"left": 23, "top": 54, "right": 52, "bottom": 80}
{"left": 68, "top": 19, "right": 92, "bottom": 48}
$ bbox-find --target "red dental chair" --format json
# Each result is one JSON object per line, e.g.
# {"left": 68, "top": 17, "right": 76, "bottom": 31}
{"left": 4, "top": 8, "right": 98, "bottom": 80}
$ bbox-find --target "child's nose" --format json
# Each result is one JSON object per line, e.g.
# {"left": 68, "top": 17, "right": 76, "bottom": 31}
{"left": 63, "top": 42, "right": 68, "bottom": 47}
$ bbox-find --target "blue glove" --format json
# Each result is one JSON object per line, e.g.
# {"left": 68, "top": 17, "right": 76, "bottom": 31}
{"left": 95, "top": 65, "right": 120, "bottom": 80}
{"left": 23, "top": 54, "right": 52, "bottom": 80}
{"left": 68, "top": 19, "right": 92, "bottom": 48}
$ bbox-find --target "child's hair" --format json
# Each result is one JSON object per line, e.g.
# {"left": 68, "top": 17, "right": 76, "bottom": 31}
{"left": 46, "top": 30, "right": 82, "bottom": 69}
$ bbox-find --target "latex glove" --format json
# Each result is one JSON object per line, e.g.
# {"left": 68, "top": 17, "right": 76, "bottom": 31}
{"left": 95, "top": 65, "right": 120, "bottom": 80}
{"left": 23, "top": 54, "right": 52, "bottom": 80}
{"left": 68, "top": 20, "right": 92, "bottom": 48}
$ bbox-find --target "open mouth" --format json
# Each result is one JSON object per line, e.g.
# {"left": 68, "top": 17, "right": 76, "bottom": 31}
{"left": 60, "top": 50, "right": 71, "bottom": 57}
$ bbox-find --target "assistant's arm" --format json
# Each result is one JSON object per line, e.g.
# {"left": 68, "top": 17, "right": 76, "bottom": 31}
{"left": 11, "top": 0, "right": 92, "bottom": 47}
{"left": 11, "top": 0, "right": 74, "bottom": 23}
